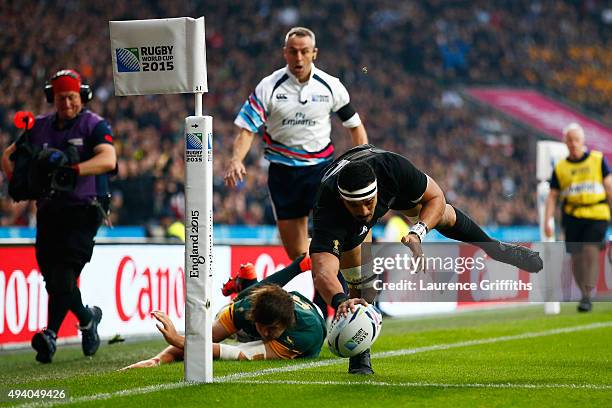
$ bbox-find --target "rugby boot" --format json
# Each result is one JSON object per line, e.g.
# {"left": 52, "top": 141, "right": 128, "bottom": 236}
{"left": 485, "top": 242, "right": 543, "bottom": 273}
{"left": 221, "top": 263, "right": 258, "bottom": 296}
{"left": 31, "top": 329, "right": 57, "bottom": 364}
{"left": 236, "top": 263, "right": 257, "bottom": 289}
{"left": 577, "top": 297, "right": 592, "bottom": 313}
{"left": 298, "top": 255, "right": 312, "bottom": 272}
{"left": 221, "top": 276, "right": 239, "bottom": 296}
{"left": 80, "top": 306, "right": 102, "bottom": 356}
{"left": 348, "top": 349, "right": 374, "bottom": 375}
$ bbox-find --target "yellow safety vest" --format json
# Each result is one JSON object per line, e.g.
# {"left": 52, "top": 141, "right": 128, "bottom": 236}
{"left": 554, "top": 151, "right": 610, "bottom": 220}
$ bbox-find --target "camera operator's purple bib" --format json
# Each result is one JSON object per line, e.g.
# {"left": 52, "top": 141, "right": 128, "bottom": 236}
{"left": 30, "top": 110, "right": 104, "bottom": 205}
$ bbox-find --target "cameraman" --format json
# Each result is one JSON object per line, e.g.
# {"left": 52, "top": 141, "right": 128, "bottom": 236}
{"left": 1, "top": 69, "right": 116, "bottom": 363}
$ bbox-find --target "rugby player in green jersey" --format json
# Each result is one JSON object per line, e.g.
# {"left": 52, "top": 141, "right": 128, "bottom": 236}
{"left": 122, "top": 255, "right": 325, "bottom": 368}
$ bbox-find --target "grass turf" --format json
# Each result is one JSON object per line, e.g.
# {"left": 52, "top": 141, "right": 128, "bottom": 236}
{"left": 0, "top": 303, "right": 610, "bottom": 407}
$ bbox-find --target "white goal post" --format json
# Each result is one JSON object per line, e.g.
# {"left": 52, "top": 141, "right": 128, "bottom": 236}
{"left": 536, "top": 141, "right": 568, "bottom": 315}
{"left": 110, "top": 17, "right": 213, "bottom": 382}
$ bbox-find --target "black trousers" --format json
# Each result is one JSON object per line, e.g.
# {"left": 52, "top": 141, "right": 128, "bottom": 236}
{"left": 35, "top": 202, "right": 102, "bottom": 295}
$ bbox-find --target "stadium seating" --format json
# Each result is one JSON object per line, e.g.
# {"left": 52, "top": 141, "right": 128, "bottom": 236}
{"left": 0, "top": 0, "right": 609, "bottom": 230}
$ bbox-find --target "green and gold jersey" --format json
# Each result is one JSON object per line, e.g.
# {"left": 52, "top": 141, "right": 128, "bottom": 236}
{"left": 218, "top": 291, "right": 326, "bottom": 359}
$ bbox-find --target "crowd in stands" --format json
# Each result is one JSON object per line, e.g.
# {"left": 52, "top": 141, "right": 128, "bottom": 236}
{"left": 1, "top": 0, "right": 610, "bottom": 231}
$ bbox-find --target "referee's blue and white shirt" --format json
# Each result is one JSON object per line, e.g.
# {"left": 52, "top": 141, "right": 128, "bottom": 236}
{"left": 234, "top": 64, "right": 361, "bottom": 167}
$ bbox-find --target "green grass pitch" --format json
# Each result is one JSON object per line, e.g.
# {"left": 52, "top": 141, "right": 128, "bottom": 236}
{"left": 1, "top": 303, "right": 610, "bottom": 407}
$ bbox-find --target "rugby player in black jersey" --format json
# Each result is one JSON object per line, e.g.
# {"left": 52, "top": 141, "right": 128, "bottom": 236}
{"left": 309, "top": 144, "right": 543, "bottom": 374}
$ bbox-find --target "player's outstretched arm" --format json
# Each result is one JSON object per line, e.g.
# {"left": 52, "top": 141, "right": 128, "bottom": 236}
{"left": 311, "top": 252, "right": 343, "bottom": 305}
{"left": 152, "top": 311, "right": 184, "bottom": 349}
{"left": 408, "top": 175, "right": 446, "bottom": 232}
{"left": 214, "top": 340, "right": 280, "bottom": 360}
{"left": 119, "top": 345, "right": 184, "bottom": 370}
{"left": 224, "top": 128, "right": 255, "bottom": 187}
{"left": 152, "top": 310, "right": 234, "bottom": 349}
{"left": 121, "top": 311, "right": 236, "bottom": 370}
{"left": 399, "top": 176, "right": 446, "bottom": 263}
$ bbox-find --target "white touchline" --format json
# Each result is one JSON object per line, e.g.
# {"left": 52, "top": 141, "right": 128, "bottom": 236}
{"left": 234, "top": 379, "right": 612, "bottom": 390}
{"left": 217, "top": 321, "right": 612, "bottom": 382}
{"left": 16, "top": 321, "right": 612, "bottom": 408}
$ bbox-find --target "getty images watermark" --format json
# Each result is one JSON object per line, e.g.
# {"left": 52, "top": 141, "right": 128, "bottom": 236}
{"left": 371, "top": 252, "right": 533, "bottom": 292}
{"left": 357, "top": 242, "right": 612, "bottom": 302}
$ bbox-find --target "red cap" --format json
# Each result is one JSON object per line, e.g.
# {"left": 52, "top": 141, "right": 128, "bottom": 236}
{"left": 51, "top": 69, "right": 81, "bottom": 94}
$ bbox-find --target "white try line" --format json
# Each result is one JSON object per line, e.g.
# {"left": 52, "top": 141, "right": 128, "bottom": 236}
{"left": 17, "top": 321, "right": 612, "bottom": 407}
{"left": 234, "top": 379, "right": 612, "bottom": 391}
{"left": 217, "top": 320, "right": 612, "bottom": 382}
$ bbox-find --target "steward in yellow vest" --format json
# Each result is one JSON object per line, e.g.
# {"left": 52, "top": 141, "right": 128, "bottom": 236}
{"left": 544, "top": 123, "right": 612, "bottom": 313}
{"left": 552, "top": 150, "right": 610, "bottom": 221}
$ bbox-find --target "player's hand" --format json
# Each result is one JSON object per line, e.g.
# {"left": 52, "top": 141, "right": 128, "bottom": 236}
{"left": 118, "top": 357, "right": 161, "bottom": 370}
{"left": 401, "top": 233, "right": 425, "bottom": 273}
{"left": 335, "top": 298, "right": 368, "bottom": 320}
{"left": 151, "top": 311, "right": 181, "bottom": 348}
{"left": 224, "top": 159, "right": 246, "bottom": 187}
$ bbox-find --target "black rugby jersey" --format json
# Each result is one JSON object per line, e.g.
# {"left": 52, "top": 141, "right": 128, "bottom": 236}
{"left": 309, "top": 144, "right": 427, "bottom": 258}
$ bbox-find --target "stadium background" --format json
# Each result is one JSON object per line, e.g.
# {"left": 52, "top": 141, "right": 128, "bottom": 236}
{"left": 1, "top": 0, "right": 610, "bottom": 342}
{"left": 0, "top": 2, "right": 611, "bottom": 406}
{"left": 0, "top": 0, "right": 609, "bottom": 234}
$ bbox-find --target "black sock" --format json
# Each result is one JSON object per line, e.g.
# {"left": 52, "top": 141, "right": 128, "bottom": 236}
{"left": 69, "top": 287, "right": 92, "bottom": 326}
{"left": 47, "top": 294, "right": 71, "bottom": 334}
{"left": 264, "top": 255, "right": 306, "bottom": 287}
{"left": 436, "top": 206, "right": 512, "bottom": 258}
{"left": 437, "top": 206, "right": 495, "bottom": 246}
{"left": 237, "top": 278, "right": 257, "bottom": 292}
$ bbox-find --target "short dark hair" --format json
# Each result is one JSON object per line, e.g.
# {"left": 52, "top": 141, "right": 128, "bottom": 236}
{"left": 337, "top": 161, "right": 376, "bottom": 192}
{"left": 247, "top": 284, "right": 295, "bottom": 329}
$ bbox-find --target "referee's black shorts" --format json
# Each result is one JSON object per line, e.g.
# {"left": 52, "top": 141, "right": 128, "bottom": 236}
{"left": 268, "top": 162, "right": 328, "bottom": 220}
{"left": 562, "top": 214, "right": 609, "bottom": 254}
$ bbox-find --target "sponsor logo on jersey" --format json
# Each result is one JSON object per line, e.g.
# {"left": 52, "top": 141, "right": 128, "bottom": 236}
{"left": 569, "top": 166, "right": 592, "bottom": 176}
{"left": 311, "top": 94, "right": 329, "bottom": 102}
{"left": 332, "top": 240, "right": 340, "bottom": 255}
{"left": 282, "top": 112, "right": 317, "bottom": 126}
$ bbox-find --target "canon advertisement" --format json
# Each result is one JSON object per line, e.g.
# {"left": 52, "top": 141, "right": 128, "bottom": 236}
{"left": 2, "top": 244, "right": 612, "bottom": 347}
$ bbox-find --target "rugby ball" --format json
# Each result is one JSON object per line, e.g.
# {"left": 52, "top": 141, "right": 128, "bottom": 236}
{"left": 327, "top": 304, "right": 382, "bottom": 358}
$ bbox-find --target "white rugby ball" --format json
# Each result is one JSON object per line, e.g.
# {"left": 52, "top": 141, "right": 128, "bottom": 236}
{"left": 327, "top": 303, "right": 382, "bottom": 358}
